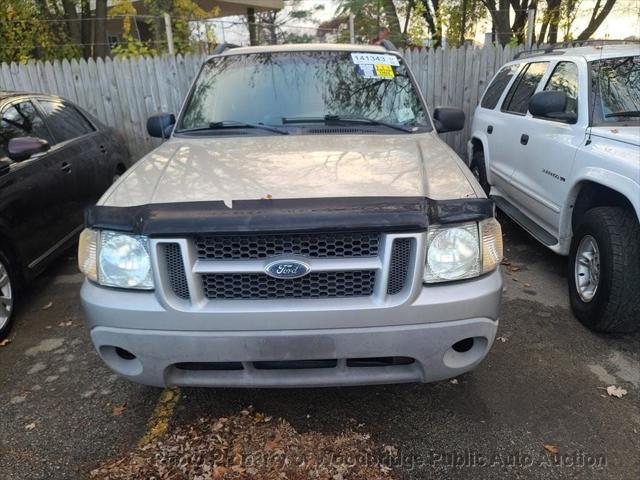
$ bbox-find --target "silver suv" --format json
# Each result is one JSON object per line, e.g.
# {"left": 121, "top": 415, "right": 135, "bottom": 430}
{"left": 78, "top": 44, "right": 503, "bottom": 388}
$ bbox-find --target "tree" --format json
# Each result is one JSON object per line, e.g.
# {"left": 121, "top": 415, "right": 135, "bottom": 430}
{"left": 0, "top": 1, "right": 79, "bottom": 62}
{"left": 419, "top": 0, "right": 444, "bottom": 47}
{"left": 337, "top": 0, "right": 403, "bottom": 44}
{"left": 94, "top": 0, "right": 109, "bottom": 58}
{"left": 143, "top": 0, "right": 219, "bottom": 54}
{"left": 249, "top": 0, "right": 324, "bottom": 45}
{"left": 575, "top": 0, "right": 616, "bottom": 40}
{"left": 534, "top": 0, "right": 618, "bottom": 45}
{"left": 441, "top": 0, "right": 487, "bottom": 46}
{"left": 479, "top": 0, "right": 530, "bottom": 45}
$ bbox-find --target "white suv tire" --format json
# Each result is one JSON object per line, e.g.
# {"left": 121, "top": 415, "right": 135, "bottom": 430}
{"left": 568, "top": 207, "right": 640, "bottom": 333}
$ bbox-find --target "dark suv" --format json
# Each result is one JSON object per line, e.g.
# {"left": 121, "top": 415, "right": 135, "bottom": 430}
{"left": 0, "top": 91, "right": 130, "bottom": 338}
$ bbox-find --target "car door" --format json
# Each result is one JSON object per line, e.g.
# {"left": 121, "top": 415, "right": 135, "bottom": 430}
{"left": 493, "top": 61, "right": 550, "bottom": 200}
{"left": 36, "top": 99, "right": 103, "bottom": 232}
{"left": 475, "top": 63, "right": 523, "bottom": 192}
{"left": 509, "top": 61, "right": 584, "bottom": 237}
{"left": 0, "top": 100, "right": 77, "bottom": 269}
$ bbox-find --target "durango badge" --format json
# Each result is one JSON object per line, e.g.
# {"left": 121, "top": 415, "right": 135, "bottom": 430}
{"left": 265, "top": 260, "right": 311, "bottom": 279}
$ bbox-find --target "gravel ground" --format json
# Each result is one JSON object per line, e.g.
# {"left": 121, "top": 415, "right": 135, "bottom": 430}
{"left": 1, "top": 215, "right": 638, "bottom": 480}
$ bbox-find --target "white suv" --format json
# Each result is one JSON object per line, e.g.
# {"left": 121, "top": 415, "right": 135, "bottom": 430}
{"left": 469, "top": 44, "right": 640, "bottom": 333}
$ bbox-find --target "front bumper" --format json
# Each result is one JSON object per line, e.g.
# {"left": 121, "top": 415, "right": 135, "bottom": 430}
{"left": 81, "top": 269, "right": 502, "bottom": 388}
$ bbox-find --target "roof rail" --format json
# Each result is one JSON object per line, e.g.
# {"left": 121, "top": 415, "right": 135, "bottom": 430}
{"left": 514, "top": 47, "right": 559, "bottom": 59}
{"left": 381, "top": 39, "right": 399, "bottom": 52}
{"left": 211, "top": 43, "right": 240, "bottom": 55}
{"left": 514, "top": 39, "right": 639, "bottom": 60}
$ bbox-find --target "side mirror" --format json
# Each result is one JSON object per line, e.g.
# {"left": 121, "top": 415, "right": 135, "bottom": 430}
{"left": 433, "top": 107, "right": 465, "bottom": 133}
{"left": 147, "top": 113, "right": 175, "bottom": 138}
{"left": 7, "top": 137, "right": 50, "bottom": 162}
{"left": 529, "top": 91, "right": 576, "bottom": 123}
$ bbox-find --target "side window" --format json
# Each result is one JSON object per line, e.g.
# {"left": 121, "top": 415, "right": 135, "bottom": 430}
{"left": 38, "top": 100, "right": 94, "bottom": 143}
{"left": 0, "top": 101, "right": 53, "bottom": 159}
{"left": 501, "top": 62, "right": 549, "bottom": 115}
{"left": 481, "top": 64, "right": 521, "bottom": 109}
{"left": 544, "top": 61, "right": 579, "bottom": 117}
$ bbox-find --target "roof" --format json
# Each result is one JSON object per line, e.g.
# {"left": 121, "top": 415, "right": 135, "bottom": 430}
{"left": 213, "top": 43, "right": 390, "bottom": 58}
{"left": 513, "top": 44, "right": 639, "bottom": 63}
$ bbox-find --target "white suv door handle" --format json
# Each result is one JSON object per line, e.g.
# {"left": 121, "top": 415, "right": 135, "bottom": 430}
{"left": 520, "top": 134, "right": 529, "bottom": 146}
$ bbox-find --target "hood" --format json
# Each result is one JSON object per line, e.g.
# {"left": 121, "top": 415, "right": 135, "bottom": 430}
{"left": 100, "top": 133, "right": 478, "bottom": 207}
{"left": 590, "top": 126, "right": 640, "bottom": 147}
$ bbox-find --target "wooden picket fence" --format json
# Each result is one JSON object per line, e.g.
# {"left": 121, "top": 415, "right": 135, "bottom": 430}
{"left": 0, "top": 45, "right": 529, "bottom": 160}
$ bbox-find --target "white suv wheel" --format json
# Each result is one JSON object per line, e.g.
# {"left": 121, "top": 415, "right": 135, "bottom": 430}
{"left": 574, "top": 235, "right": 600, "bottom": 303}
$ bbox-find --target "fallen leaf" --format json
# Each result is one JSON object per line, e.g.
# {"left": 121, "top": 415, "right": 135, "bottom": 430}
{"left": 543, "top": 443, "right": 559, "bottom": 454}
{"left": 112, "top": 404, "right": 127, "bottom": 416}
{"left": 500, "top": 258, "right": 511, "bottom": 266}
{"left": 449, "top": 378, "right": 458, "bottom": 384}
{"left": 524, "top": 283, "right": 531, "bottom": 288}
{"left": 25, "top": 422, "right": 36, "bottom": 431}
{"left": 509, "top": 266, "right": 520, "bottom": 272}
{"left": 497, "top": 336, "right": 508, "bottom": 343}
{"left": 512, "top": 277, "right": 518, "bottom": 282}
{"left": 606, "top": 385, "right": 628, "bottom": 398}
{"left": 42, "top": 302, "right": 53, "bottom": 310}
{"left": 0, "top": 338, "right": 11, "bottom": 347}
{"left": 59, "top": 320, "right": 73, "bottom": 327}
{"left": 262, "top": 194, "right": 273, "bottom": 200}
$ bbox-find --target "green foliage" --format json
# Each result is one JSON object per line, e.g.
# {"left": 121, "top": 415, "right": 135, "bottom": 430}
{"left": 109, "top": 0, "right": 157, "bottom": 58}
{"left": 441, "top": 0, "right": 486, "bottom": 47}
{"left": 143, "top": 0, "right": 219, "bottom": 55}
{"left": 337, "top": 0, "right": 404, "bottom": 44}
{"left": 0, "top": 1, "right": 80, "bottom": 63}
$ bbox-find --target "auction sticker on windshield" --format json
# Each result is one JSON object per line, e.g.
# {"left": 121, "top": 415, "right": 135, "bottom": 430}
{"left": 374, "top": 64, "right": 395, "bottom": 78}
{"left": 351, "top": 52, "right": 400, "bottom": 66}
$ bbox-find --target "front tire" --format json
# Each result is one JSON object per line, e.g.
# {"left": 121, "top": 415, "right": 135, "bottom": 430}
{"left": 568, "top": 207, "right": 640, "bottom": 333}
{"left": 0, "top": 250, "right": 15, "bottom": 340}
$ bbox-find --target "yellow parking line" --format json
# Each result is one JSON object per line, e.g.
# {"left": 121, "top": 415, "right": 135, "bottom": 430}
{"left": 138, "top": 387, "right": 181, "bottom": 447}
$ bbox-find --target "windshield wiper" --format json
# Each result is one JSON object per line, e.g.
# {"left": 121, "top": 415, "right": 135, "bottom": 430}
{"left": 605, "top": 111, "right": 640, "bottom": 118}
{"left": 282, "top": 114, "right": 418, "bottom": 133}
{"left": 180, "top": 121, "right": 289, "bottom": 135}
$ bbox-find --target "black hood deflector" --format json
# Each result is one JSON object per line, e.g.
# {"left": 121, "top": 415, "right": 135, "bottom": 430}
{"left": 85, "top": 197, "right": 495, "bottom": 237}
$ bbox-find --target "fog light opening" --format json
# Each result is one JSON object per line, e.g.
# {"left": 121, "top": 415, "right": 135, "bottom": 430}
{"left": 115, "top": 347, "right": 136, "bottom": 361}
{"left": 99, "top": 345, "right": 143, "bottom": 377}
{"left": 452, "top": 337, "right": 474, "bottom": 353}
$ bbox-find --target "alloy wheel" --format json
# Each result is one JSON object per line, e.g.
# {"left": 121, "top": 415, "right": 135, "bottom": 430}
{"left": 574, "top": 235, "right": 600, "bottom": 303}
{"left": 0, "top": 260, "right": 12, "bottom": 331}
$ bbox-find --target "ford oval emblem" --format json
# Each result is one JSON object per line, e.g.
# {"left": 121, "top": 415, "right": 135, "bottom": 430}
{"left": 265, "top": 260, "right": 311, "bottom": 279}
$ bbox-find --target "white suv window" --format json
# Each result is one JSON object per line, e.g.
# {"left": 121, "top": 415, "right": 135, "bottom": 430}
{"left": 501, "top": 62, "right": 549, "bottom": 115}
{"left": 481, "top": 64, "right": 520, "bottom": 110}
{"left": 543, "top": 61, "right": 579, "bottom": 118}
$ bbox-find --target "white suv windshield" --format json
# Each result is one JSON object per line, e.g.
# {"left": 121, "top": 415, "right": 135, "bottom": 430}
{"left": 178, "top": 51, "right": 428, "bottom": 133}
{"left": 591, "top": 55, "right": 640, "bottom": 125}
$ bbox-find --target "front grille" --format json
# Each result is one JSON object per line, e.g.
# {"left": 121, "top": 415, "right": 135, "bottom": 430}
{"left": 195, "top": 232, "right": 379, "bottom": 260}
{"left": 162, "top": 243, "right": 190, "bottom": 299}
{"left": 387, "top": 238, "right": 413, "bottom": 295}
{"left": 202, "top": 270, "right": 376, "bottom": 300}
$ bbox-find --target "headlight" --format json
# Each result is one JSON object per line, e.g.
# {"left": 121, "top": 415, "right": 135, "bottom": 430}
{"left": 78, "top": 229, "right": 154, "bottom": 290}
{"left": 424, "top": 218, "right": 502, "bottom": 283}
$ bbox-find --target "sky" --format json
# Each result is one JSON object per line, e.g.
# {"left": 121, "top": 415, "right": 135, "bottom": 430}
{"left": 207, "top": 0, "right": 640, "bottom": 46}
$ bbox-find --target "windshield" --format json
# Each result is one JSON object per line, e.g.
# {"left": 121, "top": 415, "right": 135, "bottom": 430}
{"left": 590, "top": 55, "right": 640, "bottom": 125}
{"left": 178, "top": 51, "right": 429, "bottom": 133}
